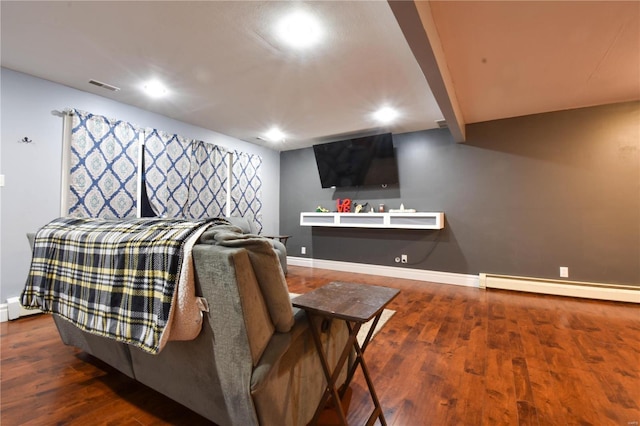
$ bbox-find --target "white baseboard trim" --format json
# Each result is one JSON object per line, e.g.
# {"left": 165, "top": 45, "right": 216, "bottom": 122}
{"left": 479, "top": 273, "right": 640, "bottom": 304}
{"left": 0, "top": 304, "right": 8, "bottom": 323}
{"left": 287, "top": 257, "right": 480, "bottom": 287}
{"left": 3, "top": 297, "right": 42, "bottom": 321}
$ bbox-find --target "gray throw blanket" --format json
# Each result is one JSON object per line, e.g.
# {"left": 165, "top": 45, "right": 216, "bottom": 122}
{"left": 199, "top": 226, "right": 294, "bottom": 333}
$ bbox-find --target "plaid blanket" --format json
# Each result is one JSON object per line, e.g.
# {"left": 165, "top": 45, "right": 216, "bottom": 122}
{"left": 21, "top": 216, "right": 223, "bottom": 354}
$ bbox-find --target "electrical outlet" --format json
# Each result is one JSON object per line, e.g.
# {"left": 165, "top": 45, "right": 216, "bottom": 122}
{"left": 560, "top": 266, "right": 569, "bottom": 278}
{"left": 301, "top": 246, "right": 306, "bottom": 255}
{"left": 401, "top": 254, "right": 408, "bottom": 264}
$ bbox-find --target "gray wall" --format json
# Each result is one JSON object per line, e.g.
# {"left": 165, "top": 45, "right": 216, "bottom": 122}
{"left": 0, "top": 68, "right": 280, "bottom": 302}
{"left": 280, "top": 102, "right": 639, "bottom": 286}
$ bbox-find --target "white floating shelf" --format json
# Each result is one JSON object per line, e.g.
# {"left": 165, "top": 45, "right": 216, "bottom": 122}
{"left": 300, "top": 212, "right": 444, "bottom": 230}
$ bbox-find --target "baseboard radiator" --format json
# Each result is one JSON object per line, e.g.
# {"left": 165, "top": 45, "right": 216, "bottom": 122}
{"left": 479, "top": 273, "right": 639, "bottom": 304}
{"left": 5, "top": 296, "right": 42, "bottom": 320}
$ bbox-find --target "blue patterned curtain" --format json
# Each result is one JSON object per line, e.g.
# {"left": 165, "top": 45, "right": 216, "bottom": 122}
{"left": 230, "top": 151, "right": 263, "bottom": 232}
{"left": 144, "top": 129, "right": 192, "bottom": 218}
{"left": 67, "top": 110, "right": 260, "bottom": 223}
{"left": 68, "top": 110, "right": 140, "bottom": 218}
{"left": 187, "top": 141, "right": 228, "bottom": 219}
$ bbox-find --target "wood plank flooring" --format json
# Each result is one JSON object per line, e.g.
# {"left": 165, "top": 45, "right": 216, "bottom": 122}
{"left": 2, "top": 265, "right": 639, "bottom": 425}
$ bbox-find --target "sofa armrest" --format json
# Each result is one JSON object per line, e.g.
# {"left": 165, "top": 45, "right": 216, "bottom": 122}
{"left": 250, "top": 309, "right": 308, "bottom": 392}
{"left": 191, "top": 244, "right": 260, "bottom": 426}
{"left": 250, "top": 332, "right": 292, "bottom": 392}
{"left": 268, "top": 239, "right": 288, "bottom": 275}
{"left": 250, "top": 308, "right": 350, "bottom": 426}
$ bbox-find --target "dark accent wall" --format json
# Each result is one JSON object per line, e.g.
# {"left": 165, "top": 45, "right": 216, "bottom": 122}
{"left": 280, "top": 102, "right": 640, "bottom": 286}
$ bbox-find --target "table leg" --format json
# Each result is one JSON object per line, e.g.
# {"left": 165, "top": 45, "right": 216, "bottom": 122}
{"left": 351, "top": 330, "right": 387, "bottom": 426}
{"left": 307, "top": 313, "right": 361, "bottom": 426}
{"left": 341, "top": 312, "right": 382, "bottom": 393}
{"left": 359, "top": 313, "right": 381, "bottom": 353}
{"left": 339, "top": 314, "right": 387, "bottom": 426}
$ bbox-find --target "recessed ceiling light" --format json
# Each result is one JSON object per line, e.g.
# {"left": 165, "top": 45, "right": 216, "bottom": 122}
{"left": 373, "top": 106, "right": 399, "bottom": 124}
{"left": 264, "top": 127, "right": 285, "bottom": 142}
{"left": 143, "top": 79, "right": 168, "bottom": 98}
{"left": 277, "top": 11, "right": 323, "bottom": 49}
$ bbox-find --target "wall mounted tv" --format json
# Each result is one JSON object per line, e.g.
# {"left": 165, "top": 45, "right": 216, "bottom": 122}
{"left": 312, "top": 132, "right": 399, "bottom": 188}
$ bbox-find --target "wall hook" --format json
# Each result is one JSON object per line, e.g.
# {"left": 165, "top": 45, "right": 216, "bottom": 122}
{"left": 20, "top": 137, "right": 33, "bottom": 144}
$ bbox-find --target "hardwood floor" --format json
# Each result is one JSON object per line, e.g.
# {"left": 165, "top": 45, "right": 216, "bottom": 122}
{"left": 2, "top": 265, "right": 639, "bottom": 425}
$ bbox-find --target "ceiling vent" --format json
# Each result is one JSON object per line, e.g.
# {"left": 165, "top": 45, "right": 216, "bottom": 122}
{"left": 435, "top": 119, "right": 448, "bottom": 129}
{"left": 89, "top": 79, "right": 120, "bottom": 92}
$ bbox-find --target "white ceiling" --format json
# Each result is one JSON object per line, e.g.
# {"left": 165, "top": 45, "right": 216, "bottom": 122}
{"left": 2, "top": 1, "right": 639, "bottom": 151}
{"left": 428, "top": 1, "right": 640, "bottom": 124}
{"left": 1, "top": 1, "right": 441, "bottom": 151}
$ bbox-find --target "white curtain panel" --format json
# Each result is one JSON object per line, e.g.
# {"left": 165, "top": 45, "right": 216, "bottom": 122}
{"left": 68, "top": 110, "right": 140, "bottom": 218}
{"left": 230, "top": 151, "right": 263, "bottom": 232}
{"left": 187, "top": 141, "right": 228, "bottom": 219}
{"left": 144, "top": 129, "right": 192, "bottom": 218}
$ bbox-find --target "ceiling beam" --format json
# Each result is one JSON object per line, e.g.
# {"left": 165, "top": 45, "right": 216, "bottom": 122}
{"left": 388, "top": 0, "right": 466, "bottom": 142}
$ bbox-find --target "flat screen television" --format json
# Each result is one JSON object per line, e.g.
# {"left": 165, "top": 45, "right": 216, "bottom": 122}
{"left": 312, "top": 133, "right": 399, "bottom": 188}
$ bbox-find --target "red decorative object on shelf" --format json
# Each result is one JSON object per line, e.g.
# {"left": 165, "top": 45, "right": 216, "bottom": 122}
{"left": 336, "top": 198, "right": 351, "bottom": 213}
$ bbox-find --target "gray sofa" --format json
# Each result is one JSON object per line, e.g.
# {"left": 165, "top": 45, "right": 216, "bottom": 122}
{"left": 30, "top": 225, "right": 347, "bottom": 425}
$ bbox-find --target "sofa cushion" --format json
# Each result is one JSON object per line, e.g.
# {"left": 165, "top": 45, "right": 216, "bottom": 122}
{"left": 233, "top": 249, "right": 275, "bottom": 365}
